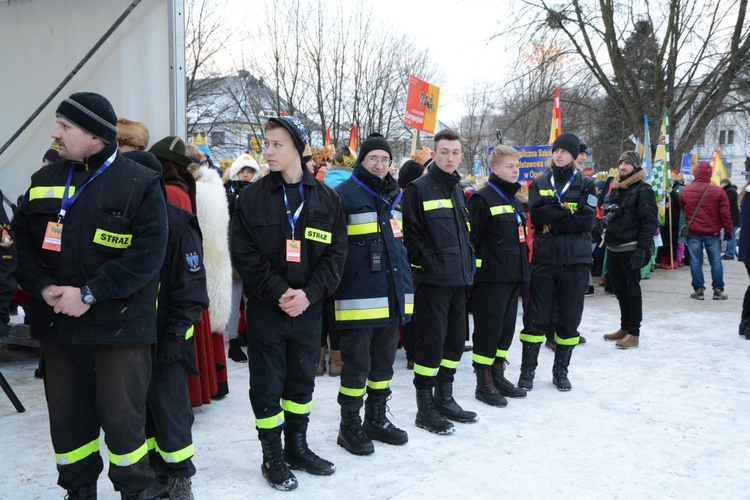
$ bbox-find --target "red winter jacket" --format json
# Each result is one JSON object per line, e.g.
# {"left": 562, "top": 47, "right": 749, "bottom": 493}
{"left": 679, "top": 162, "right": 732, "bottom": 236}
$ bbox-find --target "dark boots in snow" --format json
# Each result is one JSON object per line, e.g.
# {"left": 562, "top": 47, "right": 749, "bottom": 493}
{"left": 492, "top": 358, "right": 527, "bottom": 398}
{"left": 228, "top": 337, "right": 247, "bottom": 363}
{"left": 552, "top": 344, "right": 574, "bottom": 391}
{"left": 474, "top": 365, "right": 507, "bottom": 407}
{"left": 337, "top": 407, "right": 374, "bottom": 456}
{"left": 260, "top": 432, "right": 298, "bottom": 491}
{"left": 415, "top": 387, "right": 454, "bottom": 435}
{"left": 434, "top": 381, "right": 478, "bottom": 423}
{"left": 284, "top": 428, "right": 336, "bottom": 476}
{"left": 364, "top": 391, "right": 408, "bottom": 445}
{"left": 518, "top": 342, "right": 541, "bottom": 390}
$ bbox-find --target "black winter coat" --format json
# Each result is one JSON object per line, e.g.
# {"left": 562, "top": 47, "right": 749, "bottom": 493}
{"left": 12, "top": 143, "right": 168, "bottom": 344}
{"left": 231, "top": 168, "right": 347, "bottom": 308}
{"left": 604, "top": 169, "right": 658, "bottom": 252}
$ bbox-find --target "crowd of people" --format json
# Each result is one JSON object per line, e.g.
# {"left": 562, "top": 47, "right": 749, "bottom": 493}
{"left": 0, "top": 90, "right": 747, "bottom": 499}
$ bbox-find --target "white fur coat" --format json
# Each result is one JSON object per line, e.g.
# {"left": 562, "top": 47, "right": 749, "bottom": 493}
{"left": 195, "top": 166, "right": 232, "bottom": 333}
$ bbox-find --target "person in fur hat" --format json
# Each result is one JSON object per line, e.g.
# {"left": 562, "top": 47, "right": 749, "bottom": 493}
{"left": 116, "top": 118, "right": 150, "bottom": 152}
{"left": 601, "top": 151, "right": 658, "bottom": 349}
{"left": 223, "top": 153, "right": 262, "bottom": 363}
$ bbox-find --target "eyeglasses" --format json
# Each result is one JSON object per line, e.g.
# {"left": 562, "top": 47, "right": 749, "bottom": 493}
{"left": 200, "top": 160, "right": 209, "bottom": 166}
{"left": 365, "top": 156, "right": 392, "bottom": 167}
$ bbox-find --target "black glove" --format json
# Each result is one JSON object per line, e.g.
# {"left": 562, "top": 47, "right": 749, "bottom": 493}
{"left": 630, "top": 249, "right": 646, "bottom": 270}
{"left": 158, "top": 334, "right": 184, "bottom": 364}
{"left": 724, "top": 231, "right": 732, "bottom": 241}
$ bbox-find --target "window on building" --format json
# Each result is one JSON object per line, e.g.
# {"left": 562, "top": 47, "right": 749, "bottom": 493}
{"left": 210, "top": 131, "right": 225, "bottom": 146}
{"left": 719, "top": 130, "right": 735, "bottom": 145}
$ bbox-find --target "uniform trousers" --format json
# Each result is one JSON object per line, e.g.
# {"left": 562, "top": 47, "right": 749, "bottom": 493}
{"left": 470, "top": 282, "right": 520, "bottom": 365}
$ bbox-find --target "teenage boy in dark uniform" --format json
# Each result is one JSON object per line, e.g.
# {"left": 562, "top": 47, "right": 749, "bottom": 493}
{"left": 402, "top": 129, "right": 477, "bottom": 435}
{"left": 231, "top": 116, "right": 347, "bottom": 491}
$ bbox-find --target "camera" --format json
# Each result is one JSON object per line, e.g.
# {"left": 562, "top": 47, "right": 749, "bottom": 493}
{"left": 601, "top": 204, "right": 622, "bottom": 227}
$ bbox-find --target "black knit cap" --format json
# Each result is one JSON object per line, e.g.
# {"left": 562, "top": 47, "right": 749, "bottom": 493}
{"left": 579, "top": 142, "right": 589, "bottom": 154}
{"left": 398, "top": 160, "right": 425, "bottom": 189}
{"left": 122, "top": 151, "right": 163, "bottom": 175}
{"left": 358, "top": 133, "right": 392, "bottom": 164}
{"left": 55, "top": 92, "right": 118, "bottom": 144}
{"left": 268, "top": 116, "right": 310, "bottom": 157}
{"left": 618, "top": 151, "right": 641, "bottom": 170}
{"left": 551, "top": 132, "right": 581, "bottom": 160}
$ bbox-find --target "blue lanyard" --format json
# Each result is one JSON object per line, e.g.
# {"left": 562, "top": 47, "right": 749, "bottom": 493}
{"left": 59, "top": 148, "right": 118, "bottom": 220}
{"left": 282, "top": 182, "right": 305, "bottom": 240}
{"left": 351, "top": 174, "right": 403, "bottom": 216}
{"left": 487, "top": 181, "right": 523, "bottom": 225}
{"left": 549, "top": 170, "right": 577, "bottom": 204}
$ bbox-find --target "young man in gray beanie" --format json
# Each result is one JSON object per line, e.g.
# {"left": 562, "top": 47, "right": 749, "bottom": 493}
{"left": 231, "top": 116, "right": 347, "bottom": 491}
{"left": 12, "top": 92, "right": 168, "bottom": 498}
{"left": 518, "top": 132, "right": 596, "bottom": 391}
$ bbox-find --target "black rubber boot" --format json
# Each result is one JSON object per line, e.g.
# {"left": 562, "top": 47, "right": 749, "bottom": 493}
{"left": 415, "top": 387, "right": 454, "bottom": 435}
{"left": 492, "top": 358, "right": 527, "bottom": 398}
{"left": 474, "top": 364, "right": 507, "bottom": 407}
{"left": 434, "top": 381, "right": 479, "bottom": 423}
{"left": 64, "top": 482, "right": 97, "bottom": 500}
{"left": 228, "top": 337, "right": 248, "bottom": 363}
{"left": 337, "top": 408, "right": 374, "bottom": 455}
{"left": 552, "top": 344, "right": 574, "bottom": 391}
{"left": 284, "top": 427, "right": 336, "bottom": 476}
{"left": 364, "top": 391, "right": 408, "bottom": 445}
{"left": 166, "top": 477, "right": 194, "bottom": 500}
{"left": 260, "top": 432, "right": 298, "bottom": 491}
{"left": 120, "top": 491, "right": 148, "bottom": 500}
{"left": 518, "top": 342, "right": 541, "bottom": 390}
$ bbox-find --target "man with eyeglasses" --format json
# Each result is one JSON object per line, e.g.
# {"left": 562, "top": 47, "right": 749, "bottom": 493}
{"left": 402, "top": 128, "right": 477, "bottom": 435}
{"left": 332, "top": 133, "right": 413, "bottom": 455}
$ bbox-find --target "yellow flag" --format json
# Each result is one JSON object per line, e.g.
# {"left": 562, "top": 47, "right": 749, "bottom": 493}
{"left": 710, "top": 149, "right": 728, "bottom": 186}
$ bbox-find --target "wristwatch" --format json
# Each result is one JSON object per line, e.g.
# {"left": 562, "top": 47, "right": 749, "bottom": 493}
{"left": 81, "top": 286, "right": 97, "bottom": 306}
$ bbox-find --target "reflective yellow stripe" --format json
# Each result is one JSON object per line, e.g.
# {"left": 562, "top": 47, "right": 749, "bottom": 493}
{"left": 410, "top": 263, "right": 422, "bottom": 269}
{"left": 335, "top": 297, "right": 390, "bottom": 321}
{"left": 538, "top": 189, "right": 555, "bottom": 197}
{"left": 93, "top": 229, "right": 132, "bottom": 249}
{"left": 472, "top": 353, "right": 494, "bottom": 366}
{"left": 476, "top": 259, "right": 482, "bottom": 268}
{"left": 256, "top": 411, "right": 284, "bottom": 430}
{"left": 29, "top": 185, "right": 74, "bottom": 201}
{"left": 496, "top": 349, "right": 508, "bottom": 358}
{"left": 281, "top": 398, "right": 312, "bottom": 415}
{"left": 107, "top": 441, "right": 148, "bottom": 466}
{"left": 153, "top": 442, "right": 195, "bottom": 463}
{"left": 490, "top": 205, "right": 514, "bottom": 215}
{"left": 146, "top": 437, "right": 156, "bottom": 451}
{"left": 55, "top": 437, "right": 99, "bottom": 465}
{"left": 440, "top": 358, "right": 459, "bottom": 369}
{"left": 339, "top": 385, "right": 367, "bottom": 397}
{"left": 347, "top": 212, "right": 379, "bottom": 235}
{"left": 519, "top": 332, "right": 545, "bottom": 343}
{"left": 554, "top": 333, "right": 580, "bottom": 346}
{"left": 367, "top": 379, "right": 391, "bottom": 390}
{"left": 413, "top": 363, "right": 439, "bottom": 377}
{"left": 304, "top": 227, "right": 332, "bottom": 244}
{"left": 185, "top": 325, "right": 194, "bottom": 340}
{"left": 467, "top": 221, "right": 471, "bottom": 232}
{"left": 404, "top": 293, "right": 414, "bottom": 315}
{"left": 423, "top": 199, "right": 453, "bottom": 211}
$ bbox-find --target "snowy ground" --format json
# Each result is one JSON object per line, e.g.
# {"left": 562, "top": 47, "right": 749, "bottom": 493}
{"left": 2, "top": 258, "right": 749, "bottom": 499}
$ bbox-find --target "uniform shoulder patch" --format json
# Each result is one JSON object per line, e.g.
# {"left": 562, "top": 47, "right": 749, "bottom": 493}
{"left": 185, "top": 252, "right": 201, "bottom": 272}
{"left": 587, "top": 194, "right": 598, "bottom": 207}
{"left": 0, "top": 228, "right": 13, "bottom": 248}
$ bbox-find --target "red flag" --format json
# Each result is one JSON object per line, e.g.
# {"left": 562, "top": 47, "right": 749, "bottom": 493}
{"left": 548, "top": 87, "right": 561, "bottom": 144}
{"left": 325, "top": 128, "right": 331, "bottom": 147}
{"left": 349, "top": 123, "right": 358, "bottom": 152}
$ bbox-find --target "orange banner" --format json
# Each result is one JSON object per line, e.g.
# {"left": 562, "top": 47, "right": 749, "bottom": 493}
{"left": 404, "top": 75, "right": 440, "bottom": 134}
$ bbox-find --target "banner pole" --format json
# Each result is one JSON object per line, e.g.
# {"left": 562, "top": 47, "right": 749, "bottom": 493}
{"left": 410, "top": 128, "right": 418, "bottom": 156}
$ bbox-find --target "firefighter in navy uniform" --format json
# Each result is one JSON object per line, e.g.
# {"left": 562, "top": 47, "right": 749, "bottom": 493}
{"left": 402, "top": 129, "right": 477, "bottom": 436}
{"left": 518, "top": 132, "right": 596, "bottom": 392}
{"left": 333, "top": 134, "right": 413, "bottom": 455}
{"left": 467, "top": 145, "right": 529, "bottom": 407}
{"left": 123, "top": 150, "right": 208, "bottom": 500}
{"left": 12, "top": 92, "right": 167, "bottom": 499}
{"left": 231, "top": 117, "right": 347, "bottom": 491}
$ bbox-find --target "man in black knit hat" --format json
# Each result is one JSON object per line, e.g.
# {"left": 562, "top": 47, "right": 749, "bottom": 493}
{"left": 518, "top": 132, "right": 596, "bottom": 392}
{"left": 231, "top": 116, "right": 347, "bottom": 491}
{"left": 12, "top": 92, "right": 168, "bottom": 499}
